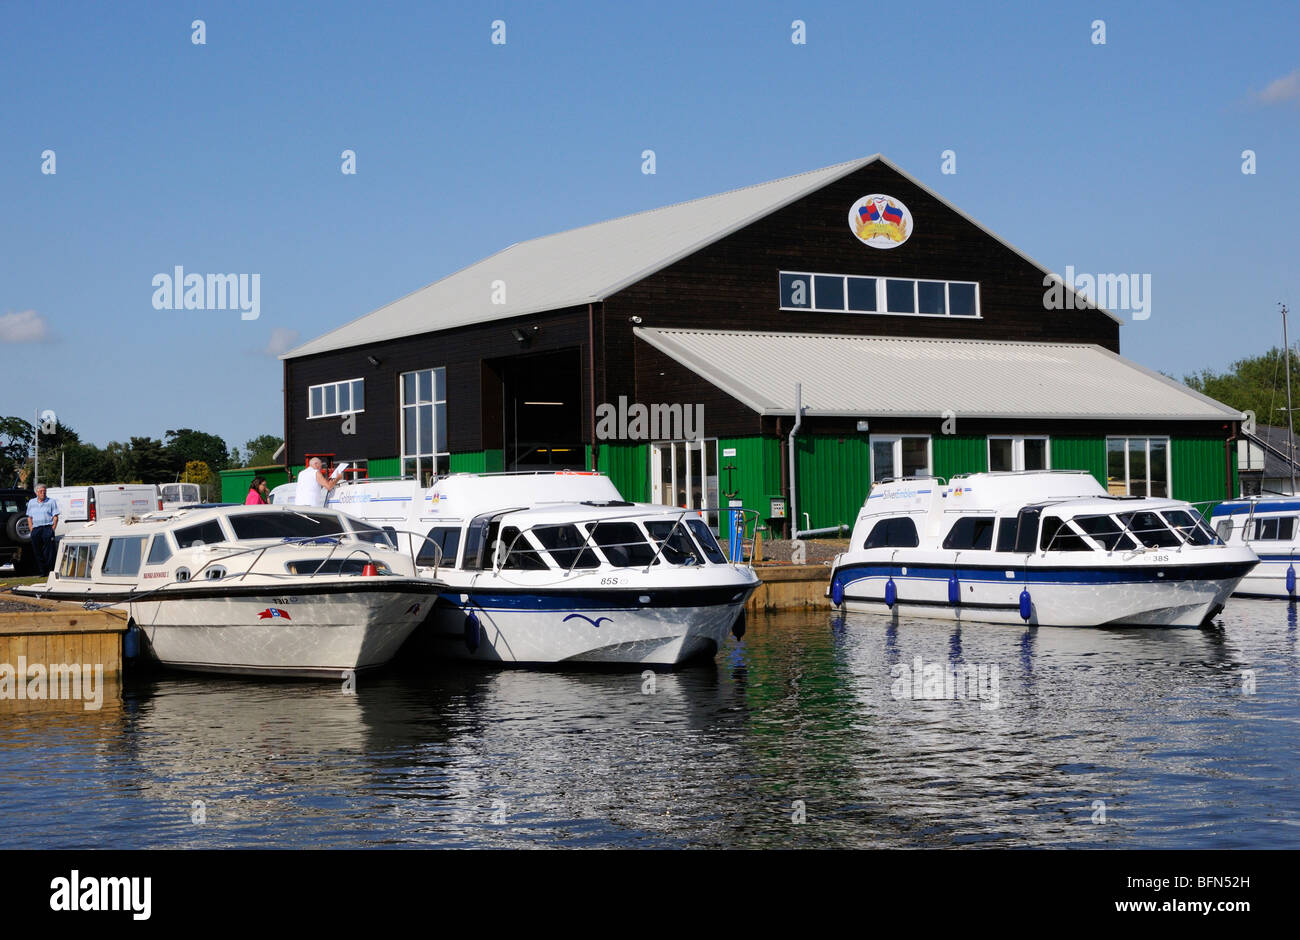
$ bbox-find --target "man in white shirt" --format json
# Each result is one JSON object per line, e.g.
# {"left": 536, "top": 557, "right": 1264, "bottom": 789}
{"left": 294, "top": 457, "right": 336, "bottom": 507}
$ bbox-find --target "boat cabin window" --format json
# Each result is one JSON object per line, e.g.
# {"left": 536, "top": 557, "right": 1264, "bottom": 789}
{"left": 1039, "top": 517, "right": 1091, "bottom": 552}
{"left": 686, "top": 519, "right": 728, "bottom": 564}
{"left": 101, "top": 536, "right": 148, "bottom": 576}
{"left": 585, "top": 522, "right": 657, "bottom": 567}
{"left": 228, "top": 512, "right": 345, "bottom": 541}
{"left": 995, "top": 518, "right": 1018, "bottom": 552}
{"left": 461, "top": 514, "right": 495, "bottom": 570}
{"left": 174, "top": 519, "right": 227, "bottom": 548}
{"left": 645, "top": 521, "right": 704, "bottom": 565}
{"left": 1215, "top": 518, "right": 1233, "bottom": 541}
{"left": 863, "top": 517, "right": 920, "bottom": 549}
{"left": 1163, "top": 510, "right": 1215, "bottom": 546}
{"left": 1073, "top": 514, "right": 1139, "bottom": 551}
{"left": 58, "top": 543, "right": 98, "bottom": 579}
{"left": 1252, "top": 515, "right": 1297, "bottom": 541}
{"left": 497, "top": 526, "right": 550, "bottom": 570}
{"left": 942, "top": 516, "right": 995, "bottom": 550}
{"left": 1014, "top": 507, "right": 1042, "bottom": 554}
{"left": 1118, "top": 511, "right": 1182, "bottom": 549}
{"left": 532, "top": 523, "right": 600, "bottom": 569}
{"left": 348, "top": 519, "right": 397, "bottom": 548}
{"left": 146, "top": 534, "right": 173, "bottom": 565}
{"left": 418, "top": 526, "right": 461, "bottom": 567}
{"left": 285, "top": 558, "right": 394, "bottom": 576}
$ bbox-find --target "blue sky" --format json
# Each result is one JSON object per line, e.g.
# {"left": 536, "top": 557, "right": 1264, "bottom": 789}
{"left": 1, "top": 0, "right": 1297, "bottom": 451}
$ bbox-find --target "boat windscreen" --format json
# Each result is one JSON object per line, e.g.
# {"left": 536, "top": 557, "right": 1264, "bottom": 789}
{"left": 349, "top": 519, "right": 397, "bottom": 548}
{"left": 584, "top": 522, "right": 657, "bottom": 567}
{"left": 1162, "top": 509, "right": 1215, "bottom": 546}
{"left": 645, "top": 521, "right": 704, "bottom": 565}
{"left": 228, "top": 512, "right": 345, "bottom": 541}
{"left": 1117, "top": 511, "right": 1182, "bottom": 549}
{"left": 1073, "top": 514, "right": 1139, "bottom": 551}
{"left": 1039, "top": 517, "right": 1091, "bottom": 552}
{"left": 686, "top": 519, "right": 728, "bottom": 564}
{"left": 174, "top": 519, "right": 227, "bottom": 548}
{"left": 498, "top": 526, "right": 550, "bottom": 570}
{"left": 532, "top": 523, "right": 600, "bottom": 569}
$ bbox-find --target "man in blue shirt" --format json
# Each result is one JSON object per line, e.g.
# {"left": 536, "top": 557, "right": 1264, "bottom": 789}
{"left": 25, "top": 484, "right": 59, "bottom": 576}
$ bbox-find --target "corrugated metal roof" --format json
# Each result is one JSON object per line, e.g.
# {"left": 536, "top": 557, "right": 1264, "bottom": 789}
{"left": 284, "top": 156, "right": 877, "bottom": 359}
{"left": 634, "top": 328, "right": 1242, "bottom": 421}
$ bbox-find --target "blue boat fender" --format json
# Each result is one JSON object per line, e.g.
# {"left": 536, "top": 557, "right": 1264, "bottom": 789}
{"left": 1019, "top": 589, "right": 1032, "bottom": 622}
{"left": 831, "top": 578, "right": 845, "bottom": 607}
{"left": 731, "top": 608, "right": 747, "bottom": 640}
{"left": 1288, "top": 566, "right": 1296, "bottom": 596}
{"left": 948, "top": 574, "right": 960, "bottom": 606}
{"left": 884, "top": 577, "right": 897, "bottom": 609}
{"left": 464, "top": 611, "right": 481, "bottom": 653}
{"left": 123, "top": 622, "right": 140, "bottom": 660}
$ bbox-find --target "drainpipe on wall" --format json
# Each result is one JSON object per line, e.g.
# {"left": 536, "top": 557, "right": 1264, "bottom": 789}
{"left": 588, "top": 302, "right": 597, "bottom": 471}
{"left": 1224, "top": 421, "right": 1238, "bottom": 501}
{"left": 788, "top": 383, "right": 803, "bottom": 538}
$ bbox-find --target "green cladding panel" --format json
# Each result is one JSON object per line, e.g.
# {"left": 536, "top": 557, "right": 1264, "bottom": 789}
{"left": 794, "top": 435, "right": 871, "bottom": 532}
{"left": 1050, "top": 437, "right": 1106, "bottom": 487}
{"left": 601, "top": 443, "right": 650, "bottom": 502}
{"left": 719, "top": 436, "right": 783, "bottom": 527}
{"left": 448, "top": 450, "right": 504, "bottom": 474}
{"left": 1172, "top": 437, "right": 1233, "bottom": 508}
{"left": 933, "top": 435, "right": 988, "bottom": 481}
{"left": 368, "top": 457, "right": 401, "bottom": 478}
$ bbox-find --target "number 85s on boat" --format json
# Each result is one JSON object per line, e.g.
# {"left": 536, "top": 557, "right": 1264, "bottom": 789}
{"left": 827, "top": 471, "right": 1258, "bottom": 627}
{"left": 13, "top": 505, "right": 446, "bottom": 677}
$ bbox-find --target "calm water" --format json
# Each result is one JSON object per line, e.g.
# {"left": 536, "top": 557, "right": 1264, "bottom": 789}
{"left": 2, "top": 602, "right": 1298, "bottom": 849}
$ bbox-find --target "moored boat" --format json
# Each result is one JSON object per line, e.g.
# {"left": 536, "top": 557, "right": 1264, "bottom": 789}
{"left": 828, "top": 471, "right": 1257, "bottom": 627}
{"left": 1210, "top": 497, "right": 1300, "bottom": 599}
{"left": 326, "top": 472, "right": 760, "bottom": 666}
{"left": 13, "top": 504, "right": 444, "bottom": 677}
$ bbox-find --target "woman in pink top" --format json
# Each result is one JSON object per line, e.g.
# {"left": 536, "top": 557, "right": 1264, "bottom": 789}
{"left": 245, "top": 476, "right": 270, "bottom": 504}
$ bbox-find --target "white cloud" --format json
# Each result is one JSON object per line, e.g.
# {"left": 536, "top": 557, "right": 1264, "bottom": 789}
{"left": 264, "top": 327, "right": 300, "bottom": 357}
{"left": 1254, "top": 68, "right": 1300, "bottom": 105}
{"left": 0, "top": 309, "right": 50, "bottom": 343}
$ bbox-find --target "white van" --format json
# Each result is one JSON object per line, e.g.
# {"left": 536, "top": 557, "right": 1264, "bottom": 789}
{"left": 45, "top": 484, "right": 162, "bottom": 536}
{"left": 159, "top": 482, "right": 202, "bottom": 510}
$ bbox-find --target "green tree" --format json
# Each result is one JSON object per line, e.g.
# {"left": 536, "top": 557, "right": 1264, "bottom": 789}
{"left": 1183, "top": 347, "right": 1300, "bottom": 432}
{"left": 0, "top": 416, "right": 33, "bottom": 486}
{"left": 128, "top": 436, "right": 173, "bottom": 483}
{"left": 243, "top": 434, "right": 283, "bottom": 466}
{"left": 165, "top": 428, "right": 229, "bottom": 474}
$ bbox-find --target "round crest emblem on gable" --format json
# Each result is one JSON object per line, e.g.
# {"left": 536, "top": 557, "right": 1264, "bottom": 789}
{"left": 848, "top": 194, "right": 913, "bottom": 249}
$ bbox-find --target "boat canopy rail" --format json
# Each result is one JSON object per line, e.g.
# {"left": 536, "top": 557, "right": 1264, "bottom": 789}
{"left": 1038, "top": 506, "right": 1219, "bottom": 554}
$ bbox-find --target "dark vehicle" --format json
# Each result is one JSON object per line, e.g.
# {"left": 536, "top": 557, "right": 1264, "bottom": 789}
{"left": 1, "top": 487, "right": 37, "bottom": 575}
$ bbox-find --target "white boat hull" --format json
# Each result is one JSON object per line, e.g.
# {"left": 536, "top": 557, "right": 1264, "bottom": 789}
{"left": 126, "top": 583, "right": 438, "bottom": 677}
{"left": 1232, "top": 557, "right": 1300, "bottom": 599}
{"left": 421, "top": 579, "right": 756, "bottom": 665}
{"left": 831, "top": 556, "right": 1255, "bottom": 627}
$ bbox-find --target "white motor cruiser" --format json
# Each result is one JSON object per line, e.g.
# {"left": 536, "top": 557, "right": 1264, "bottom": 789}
{"left": 828, "top": 471, "right": 1257, "bottom": 627}
{"left": 13, "top": 505, "right": 444, "bottom": 677}
{"left": 1209, "top": 497, "right": 1300, "bottom": 599}
{"left": 325, "top": 472, "right": 760, "bottom": 665}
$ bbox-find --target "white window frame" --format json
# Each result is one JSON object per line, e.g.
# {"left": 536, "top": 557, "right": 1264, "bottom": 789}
{"left": 987, "top": 435, "right": 1051, "bottom": 472}
{"left": 1106, "top": 436, "right": 1172, "bottom": 497}
{"left": 869, "top": 434, "right": 933, "bottom": 482}
{"left": 400, "top": 367, "right": 448, "bottom": 484}
{"left": 779, "top": 270, "right": 981, "bottom": 319}
{"left": 651, "top": 438, "right": 720, "bottom": 527}
{"left": 308, "top": 378, "right": 365, "bottom": 419}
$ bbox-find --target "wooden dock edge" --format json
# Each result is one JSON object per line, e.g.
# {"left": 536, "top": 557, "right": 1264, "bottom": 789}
{"left": 0, "top": 592, "right": 128, "bottom": 678}
{"left": 748, "top": 564, "right": 833, "bottom": 612}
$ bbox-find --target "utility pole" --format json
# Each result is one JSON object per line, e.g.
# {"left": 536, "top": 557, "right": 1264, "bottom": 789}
{"left": 32, "top": 408, "right": 39, "bottom": 489}
{"left": 1284, "top": 304, "right": 1296, "bottom": 495}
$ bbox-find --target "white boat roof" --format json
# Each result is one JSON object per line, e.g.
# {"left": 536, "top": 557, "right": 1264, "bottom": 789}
{"left": 634, "top": 329, "right": 1243, "bottom": 420}
{"left": 865, "top": 471, "right": 1191, "bottom": 518}
{"left": 58, "top": 503, "right": 362, "bottom": 539}
{"left": 328, "top": 471, "right": 625, "bottom": 519}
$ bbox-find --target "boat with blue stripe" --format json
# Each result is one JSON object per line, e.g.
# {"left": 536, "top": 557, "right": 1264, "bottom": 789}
{"left": 1210, "top": 496, "right": 1300, "bottom": 599}
{"left": 828, "top": 471, "right": 1257, "bottom": 627}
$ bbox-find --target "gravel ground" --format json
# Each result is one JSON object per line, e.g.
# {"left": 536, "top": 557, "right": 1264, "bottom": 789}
{"left": 0, "top": 597, "right": 47, "bottom": 614}
{"left": 753, "top": 538, "right": 848, "bottom": 565}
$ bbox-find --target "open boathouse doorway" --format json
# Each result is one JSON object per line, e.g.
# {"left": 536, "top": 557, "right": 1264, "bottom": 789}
{"left": 489, "top": 347, "right": 585, "bottom": 471}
